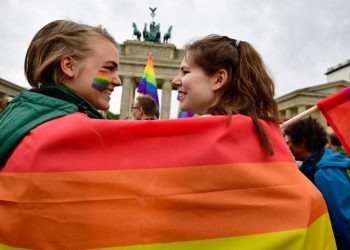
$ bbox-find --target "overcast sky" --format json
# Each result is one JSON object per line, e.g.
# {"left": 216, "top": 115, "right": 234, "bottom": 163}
{"left": 1, "top": 0, "right": 349, "bottom": 117}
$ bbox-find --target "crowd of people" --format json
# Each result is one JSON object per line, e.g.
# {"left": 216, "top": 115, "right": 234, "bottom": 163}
{"left": 0, "top": 19, "right": 349, "bottom": 249}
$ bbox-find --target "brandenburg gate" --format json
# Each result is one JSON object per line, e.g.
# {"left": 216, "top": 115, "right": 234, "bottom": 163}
{"left": 118, "top": 40, "right": 183, "bottom": 120}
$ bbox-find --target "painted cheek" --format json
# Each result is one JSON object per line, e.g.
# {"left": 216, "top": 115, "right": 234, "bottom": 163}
{"left": 91, "top": 69, "right": 112, "bottom": 91}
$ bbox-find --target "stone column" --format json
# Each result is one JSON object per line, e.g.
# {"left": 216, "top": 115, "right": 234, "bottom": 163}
{"left": 120, "top": 76, "right": 132, "bottom": 119}
{"left": 297, "top": 105, "right": 306, "bottom": 114}
{"left": 129, "top": 79, "right": 137, "bottom": 113}
{"left": 160, "top": 80, "right": 172, "bottom": 119}
{"left": 285, "top": 109, "right": 292, "bottom": 119}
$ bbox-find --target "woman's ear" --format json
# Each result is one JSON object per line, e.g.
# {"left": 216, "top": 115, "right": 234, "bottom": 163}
{"left": 60, "top": 56, "right": 76, "bottom": 78}
{"left": 212, "top": 69, "right": 228, "bottom": 91}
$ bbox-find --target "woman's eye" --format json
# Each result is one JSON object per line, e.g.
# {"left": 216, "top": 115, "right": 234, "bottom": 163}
{"left": 104, "top": 66, "right": 114, "bottom": 71}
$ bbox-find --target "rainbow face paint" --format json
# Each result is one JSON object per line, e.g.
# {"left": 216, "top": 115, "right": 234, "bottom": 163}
{"left": 91, "top": 69, "right": 113, "bottom": 91}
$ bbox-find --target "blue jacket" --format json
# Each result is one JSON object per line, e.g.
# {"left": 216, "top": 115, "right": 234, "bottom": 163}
{"left": 302, "top": 148, "right": 350, "bottom": 250}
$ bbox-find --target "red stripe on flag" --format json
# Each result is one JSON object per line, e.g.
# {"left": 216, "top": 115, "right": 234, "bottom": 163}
{"left": 3, "top": 114, "right": 295, "bottom": 172}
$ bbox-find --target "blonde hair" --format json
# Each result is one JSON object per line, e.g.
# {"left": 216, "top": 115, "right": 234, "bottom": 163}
{"left": 25, "top": 20, "right": 118, "bottom": 87}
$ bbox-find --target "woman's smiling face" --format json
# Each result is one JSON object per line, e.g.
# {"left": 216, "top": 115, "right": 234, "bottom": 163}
{"left": 62, "top": 36, "right": 121, "bottom": 111}
{"left": 172, "top": 52, "right": 217, "bottom": 115}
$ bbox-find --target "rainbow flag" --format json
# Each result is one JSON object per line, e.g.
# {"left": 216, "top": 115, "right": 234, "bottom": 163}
{"left": 137, "top": 54, "right": 159, "bottom": 106}
{"left": 317, "top": 85, "right": 350, "bottom": 155}
{"left": 0, "top": 114, "right": 336, "bottom": 249}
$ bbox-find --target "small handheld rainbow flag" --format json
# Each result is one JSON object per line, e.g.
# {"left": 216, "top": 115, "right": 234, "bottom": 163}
{"left": 92, "top": 69, "right": 113, "bottom": 91}
{"left": 317, "top": 85, "right": 350, "bottom": 154}
{"left": 137, "top": 54, "right": 159, "bottom": 106}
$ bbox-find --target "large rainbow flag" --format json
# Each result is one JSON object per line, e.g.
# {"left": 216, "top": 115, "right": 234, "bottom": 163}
{"left": 317, "top": 85, "right": 350, "bottom": 155}
{"left": 137, "top": 54, "right": 159, "bottom": 106}
{"left": 0, "top": 114, "right": 336, "bottom": 249}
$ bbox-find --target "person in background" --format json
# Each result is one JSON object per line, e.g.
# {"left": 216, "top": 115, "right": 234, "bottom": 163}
{"left": 131, "top": 95, "right": 157, "bottom": 120}
{"left": 0, "top": 19, "right": 121, "bottom": 168}
{"left": 328, "top": 132, "right": 348, "bottom": 156}
{"left": 284, "top": 117, "right": 350, "bottom": 250}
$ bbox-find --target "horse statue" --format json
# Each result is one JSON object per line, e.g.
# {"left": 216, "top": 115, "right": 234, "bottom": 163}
{"left": 163, "top": 25, "right": 173, "bottom": 43}
{"left": 143, "top": 23, "right": 149, "bottom": 41}
{"left": 154, "top": 23, "right": 161, "bottom": 42}
{"left": 132, "top": 22, "right": 141, "bottom": 41}
{"left": 144, "top": 21, "right": 161, "bottom": 43}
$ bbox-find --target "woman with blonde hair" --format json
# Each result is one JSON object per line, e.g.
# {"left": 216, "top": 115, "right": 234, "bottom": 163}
{"left": 0, "top": 19, "right": 121, "bottom": 167}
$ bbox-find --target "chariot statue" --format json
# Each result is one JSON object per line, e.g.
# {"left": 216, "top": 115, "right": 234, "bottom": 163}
{"left": 132, "top": 7, "right": 173, "bottom": 44}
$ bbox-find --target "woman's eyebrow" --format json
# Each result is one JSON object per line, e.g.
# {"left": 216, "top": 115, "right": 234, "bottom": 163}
{"left": 105, "top": 61, "right": 119, "bottom": 69}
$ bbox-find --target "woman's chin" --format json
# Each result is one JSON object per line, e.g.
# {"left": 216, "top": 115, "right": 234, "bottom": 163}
{"left": 180, "top": 105, "right": 190, "bottom": 112}
{"left": 96, "top": 103, "right": 109, "bottom": 112}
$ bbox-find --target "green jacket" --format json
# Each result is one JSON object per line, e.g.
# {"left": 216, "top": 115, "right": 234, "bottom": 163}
{"left": 0, "top": 83, "right": 103, "bottom": 168}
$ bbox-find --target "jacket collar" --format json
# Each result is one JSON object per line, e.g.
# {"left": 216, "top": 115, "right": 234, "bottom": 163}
{"left": 31, "top": 83, "right": 103, "bottom": 119}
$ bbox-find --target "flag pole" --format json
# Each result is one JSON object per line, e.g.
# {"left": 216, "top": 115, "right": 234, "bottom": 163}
{"left": 280, "top": 105, "right": 319, "bottom": 129}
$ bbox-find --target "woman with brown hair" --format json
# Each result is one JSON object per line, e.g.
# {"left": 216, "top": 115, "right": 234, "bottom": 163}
{"left": 172, "top": 35, "right": 280, "bottom": 155}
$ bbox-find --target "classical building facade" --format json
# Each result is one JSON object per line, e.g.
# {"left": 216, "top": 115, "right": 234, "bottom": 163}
{"left": 276, "top": 80, "right": 349, "bottom": 130}
{"left": 325, "top": 59, "right": 350, "bottom": 83}
{"left": 276, "top": 59, "right": 350, "bottom": 131}
{"left": 0, "top": 77, "right": 27, "bottom": 101}
{"left": 118, "top": 40, "right": 183, "bottom": 119}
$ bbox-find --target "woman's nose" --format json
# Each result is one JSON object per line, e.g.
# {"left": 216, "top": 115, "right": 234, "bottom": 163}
{"left": 172, "top": 75, "right": 181, "bottom": 88}
{"left": 111, "top": 74, "right": 122, "bottom": 87}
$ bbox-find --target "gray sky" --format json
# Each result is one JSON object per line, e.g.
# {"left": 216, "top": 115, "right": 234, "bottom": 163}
{"left": 1, "top": 0, "right": 349, "bottom": 117}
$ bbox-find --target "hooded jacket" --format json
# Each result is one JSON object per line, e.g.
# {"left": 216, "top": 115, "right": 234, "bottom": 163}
{"left": 301, "top": 148, "right": 350, "bottom": 250}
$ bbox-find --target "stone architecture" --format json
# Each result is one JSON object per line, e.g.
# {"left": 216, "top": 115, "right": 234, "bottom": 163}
{"left": 276, "top": 59, "right": 350, "bottom": 131}
{"left": 0, "top": 77, "right": 27, "bottom": 101}
{"left": 325, "top": 59, "right": 350, "bottom": 83}
{"left": 118, "top": 40, "right": 183, "bottom": 119}
{"left": 276, "top": 80, "right": 349, "bottom": 131}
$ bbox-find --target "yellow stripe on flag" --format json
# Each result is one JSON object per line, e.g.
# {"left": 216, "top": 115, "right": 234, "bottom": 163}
{"left": 98, "top": 214, "right": 335, "bottom": 250}
{"left": 0, "top": 214, "right": 334, "bottom": 250}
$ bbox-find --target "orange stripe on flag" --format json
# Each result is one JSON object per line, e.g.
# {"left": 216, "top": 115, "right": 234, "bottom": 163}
{"left": 0, "top": 163, "right": 327, "bottom": 249}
